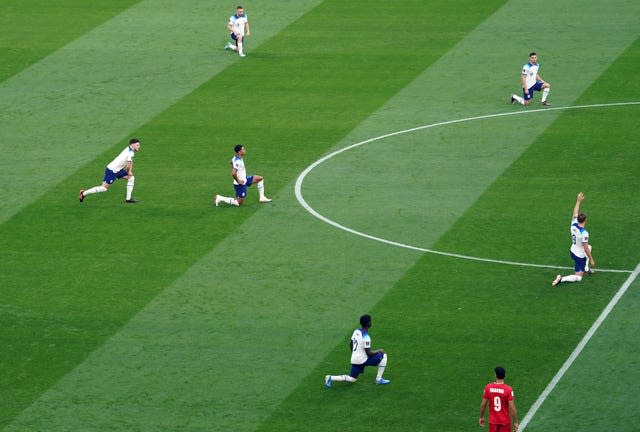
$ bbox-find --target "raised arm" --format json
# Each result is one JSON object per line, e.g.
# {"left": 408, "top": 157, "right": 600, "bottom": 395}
{"left": 572, "top": 192, "right": 584, "bottom": 218}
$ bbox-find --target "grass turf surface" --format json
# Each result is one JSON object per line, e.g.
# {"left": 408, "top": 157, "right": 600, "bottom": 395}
{"left": 1, "top": 0, "right": 639, "bottom": 431}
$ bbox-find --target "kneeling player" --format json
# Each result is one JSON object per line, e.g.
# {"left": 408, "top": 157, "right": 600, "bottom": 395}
{"left": 324, "top": 314, "right": 390, "bottom": 388}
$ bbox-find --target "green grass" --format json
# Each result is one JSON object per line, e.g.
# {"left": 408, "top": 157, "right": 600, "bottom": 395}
{"left": 0, "top": 0, "right": 324, "bottom": 223}
{"left": 0, "top": 0, "right": 140, "bottom": 82}
{"left": 1, "top": 0, "right": 639, "bottom": 431}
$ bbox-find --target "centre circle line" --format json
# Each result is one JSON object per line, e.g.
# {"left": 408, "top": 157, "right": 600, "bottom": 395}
{"left": 295, "top": 102, "right": 639, "bottom": 274}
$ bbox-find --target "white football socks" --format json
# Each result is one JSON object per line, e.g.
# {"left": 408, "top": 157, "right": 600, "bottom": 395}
{"left": 561, "top": 275, "right": 582, "bottom": 283}
{"left": 329, "top": 375, "right": 357, "bottom": 382}
{"left": 238, "top": 41, "right": 244, "bottom": 55}
{"left": 223, "top": 196, "right": 239, "bottom": 206}
{"left": 376, "top": 353, "right": 388, "bottom": 380}
{"left": 257, "top": 180, "right": 266, "bottom": 200}
{"left": 512, "top": 94, "right": 525, "bottom": 105}
{"left": 541, "top": 87, "right": 550, "bottom": 102}
{"left": 126, "top": 176, "right": 135, "bottom": 200}
{"left": 83, "top": 185, "right": 108, "bottom": 195}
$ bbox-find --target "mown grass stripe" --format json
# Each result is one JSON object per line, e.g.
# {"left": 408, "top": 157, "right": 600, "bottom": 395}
{"left": 257, "top": 0, "right": 640, "bottom": 430}
{"left": 0, "top": 0, "right": 323, "bottom": 427}
{"left": 296, "top": 102, "right": 639, "bottom": 274}
{"left": 2, "top": 0, "right": 509, "bottom": 430}
{"left": 3, "top": 1, "right": 639, "bottom": 432}
{"left": 520, "top": 263, "right": 640, "bottom": 430}
{"left": 0, "top": 0, "right": 323, "bottom": 224}
{"left": 0, "top": 0, "right": 140, "bottom": 82}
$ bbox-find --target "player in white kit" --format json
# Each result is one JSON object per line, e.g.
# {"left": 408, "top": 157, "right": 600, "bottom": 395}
{"left": 79, "top": 138, "right": 141, "bottom": 203}
{"left": 511, "top": 52, "right": 551, "bottom": 106}
{"left": 214, "top": 144, "right": 271, "bottom": 207}
{"left": 224, "top": 5, "right": 250, "bottom": 57}
{"left": 552, "top": 192, "right": 596, "bottom": 286}
{"left": 324, "top": 314, "right": 390, "bottom": 388}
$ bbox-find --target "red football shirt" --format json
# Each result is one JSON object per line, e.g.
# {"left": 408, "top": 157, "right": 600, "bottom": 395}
{"left": 483, "top": 382, "right": 514, "bottom": 425}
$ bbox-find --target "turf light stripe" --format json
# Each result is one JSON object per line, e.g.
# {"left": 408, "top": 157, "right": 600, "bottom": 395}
{"left": 296, "top": 102, "right": 639, "bottom": 274}
{"left": 295, "top": 0, "right": 640, "bottom": 280}
{"left": 0, "top": 0, "right": 323, "bottom": 224}
{"left": 4, "top": 1, "right": 640, "bottom": 431}
{"left": 0, "top": 0, "right": 140, "bottom": 82}
{"left": 519, "top": 262, "right": 640, "bottom": 431}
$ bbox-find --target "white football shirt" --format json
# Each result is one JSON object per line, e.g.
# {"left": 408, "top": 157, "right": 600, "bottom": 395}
{"left": 106, "top": 146, "right": 135, "bottom": 173}
{"left": 350, "top": 328, "right": 371, "bottom": 365}
{"left": 232, "top": 156, "right": 246, "bottom": 185}
{"left": 570, "top": 217, "right": 589, "bottom": 258}
{"left": 229, "top": 14, "right": 249, "bottom": 36}
{"left": 522, "top": 62, "right": 539, "bottom": 88}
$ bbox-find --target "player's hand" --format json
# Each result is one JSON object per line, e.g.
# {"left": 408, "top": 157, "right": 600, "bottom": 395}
{"left": 513, "top": 421, "right": 519, "bottom": 431}
{"left": 577, "top": 192, "right": 584, "bottom": 201}
{"left": 479, "top": 417, "right": 485, "bottom": 427}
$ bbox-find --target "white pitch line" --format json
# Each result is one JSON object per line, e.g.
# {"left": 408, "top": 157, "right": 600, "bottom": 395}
{"left": 295, "top": 101, "right": 639, "bottom": 273}
{"left": 519, "top": 261, "right": 640, "bottom": 431}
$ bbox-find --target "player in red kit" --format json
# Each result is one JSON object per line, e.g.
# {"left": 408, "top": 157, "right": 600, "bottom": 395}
{"left": 479, "top": 366, "right": 518, "bottom": 431}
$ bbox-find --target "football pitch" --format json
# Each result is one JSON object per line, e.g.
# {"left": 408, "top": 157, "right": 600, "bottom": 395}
{"left": 1, "top": 0, "right": 639, "bottom": 431}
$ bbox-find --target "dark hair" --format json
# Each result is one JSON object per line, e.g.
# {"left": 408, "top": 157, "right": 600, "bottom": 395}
{"left": 529, "top": 52, "right": 537, "bottom": 57}
{"left": 234, "top": 144, "right": 244, "bottom": 153}
{"left": 495, "top": 366, "right": 506, "bottom": 379}
{"left": 360, "top": 314, "right": 372, "bottom": 328}
{"left": 129, "top": 138, "right": 140, "bottom": 145}
{"left": 577, "top": 213, "right": 587, "bottom": 223}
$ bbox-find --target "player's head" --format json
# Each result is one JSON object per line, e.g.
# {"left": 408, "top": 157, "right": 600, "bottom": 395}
{"left": 129, "top": 138, "right": 141, "bottom": 151}
{"left": 236, "top": 5, "right": 245, "bottom": 16}
{"left": 234, "top": 144, "right": 245, "bottom": 154}
{"left": 495, "top": 366, "right": 506, "bottom": 379}
{"left": 577, "top": 213, "right": 587, "bottom": 224}
{"left": 359, "top": 314, "right": 372, "bottom": 329}
{"left": 529, "top": 52, "right": 538, "bottom": 63}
